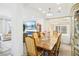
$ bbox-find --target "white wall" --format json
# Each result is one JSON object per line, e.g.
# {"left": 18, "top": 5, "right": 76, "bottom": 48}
{"left": 0, "top": 19, "right": 11, "bottom": 34}
{"left": 0, "top": 3, "right": 24, "bottom": 56}
{"left": 0, "top": 20, "right": 3, "bottom": 33}
{"left": 11, "top": 4, "right": 24, "bottom": 56}
{"left": 22, "top": 6, "right": 73, "bottom": 44}
{"left": 0, "top": 3, "right": 73, "bottom": 55}
{"left": 0, "top": 3, "right": 46, "bottom": 56}
{"left": 23, "top": 6, "right": 43, "bottom": 20}
{"left": 23, "top": 6, "right": 45, "bottom": 32}
{"left": 46, "top": 17, "right": 72, "bottom": 44}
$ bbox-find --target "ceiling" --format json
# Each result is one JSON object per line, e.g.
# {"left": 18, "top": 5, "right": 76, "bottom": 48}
{"left": 23, "top": 3, "right": 74, "bottom": 18}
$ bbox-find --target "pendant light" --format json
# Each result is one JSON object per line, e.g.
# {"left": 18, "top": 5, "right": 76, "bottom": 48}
{"left": 46, "top": 8, "right": 53, "bottom": 18}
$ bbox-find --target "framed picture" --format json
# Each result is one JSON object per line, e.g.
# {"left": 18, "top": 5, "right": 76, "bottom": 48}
{"left": 23, "top": 21, "right": 36, "bottom": 36}
{"left": 24, "top": 21, "right": 36, "bottom": 30}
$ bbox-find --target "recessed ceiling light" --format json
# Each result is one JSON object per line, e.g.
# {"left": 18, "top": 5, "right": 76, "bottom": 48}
{"left": 58, "top": 7, "right": 62, "bottom": 10}
{"left": 38, "top": 8, "right": 42, "bottom": 11}
{"left": 56, "top": 3, "right": 61, "bottom": 5}
{"left": 42, "top": 11, "right": 46, "bottom": 13}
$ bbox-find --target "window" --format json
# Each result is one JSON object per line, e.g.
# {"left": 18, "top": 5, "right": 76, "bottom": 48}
{"left": 56, "top": 26, "right": 67, "bottom": 34}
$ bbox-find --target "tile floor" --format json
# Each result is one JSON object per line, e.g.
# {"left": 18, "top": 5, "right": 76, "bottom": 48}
{"left": 59, "top": 43, "right": 71, "bottom": 56}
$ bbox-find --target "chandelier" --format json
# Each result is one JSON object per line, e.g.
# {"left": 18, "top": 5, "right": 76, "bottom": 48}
{"left": 46, "top": 8, "right": 53, "bottom": 18}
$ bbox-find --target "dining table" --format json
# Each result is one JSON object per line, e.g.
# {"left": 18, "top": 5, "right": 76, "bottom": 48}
{"left": 36, "top": 32, "right": 61, "bottom": 55}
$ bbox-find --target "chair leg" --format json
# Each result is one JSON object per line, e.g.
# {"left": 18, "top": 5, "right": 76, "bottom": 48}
{"left": 56, "top": 48, "right": 60, "bottom": 56}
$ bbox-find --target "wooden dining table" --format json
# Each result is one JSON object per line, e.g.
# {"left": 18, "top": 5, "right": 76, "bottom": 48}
{"left": 36, "top": 32, "right": 61, "bottom": 55}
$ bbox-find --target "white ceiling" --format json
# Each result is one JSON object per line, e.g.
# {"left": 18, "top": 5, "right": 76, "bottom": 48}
{"left": 23, "top": 3, "right": 74, "bottom": 18}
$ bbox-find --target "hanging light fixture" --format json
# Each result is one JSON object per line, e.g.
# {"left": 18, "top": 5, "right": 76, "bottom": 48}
{"left": 46, "top": 8, "right": 53, "bottom": 18}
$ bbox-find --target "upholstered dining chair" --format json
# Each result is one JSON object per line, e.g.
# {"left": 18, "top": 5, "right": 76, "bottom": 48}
{"left": 25, "top": 36, "right": 43, "bottom": 56}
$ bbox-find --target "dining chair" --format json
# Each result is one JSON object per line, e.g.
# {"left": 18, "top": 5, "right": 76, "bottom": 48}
{"left": 32, "top": 32, "right": 40, "bottom": 45}
{"left": 51, "top": 34, "right": 61, "bottom": 56}
{"left": 56, "top": 41, "right": 61, "bottom": 55}
{"left": 39, "top": 32, "right": 45, "bottom": 39}
{"left": 55, "top": 34, "right": 61, "bottom": 56}
{"left": 23, "top": 33, "right": 27, "bottom": 42}
{"left": 25, "top": 36, "right": 43, "bottom": 56}
{"left": 47, "top": 32, "right": 61, "bottom": 56}
{"left": 47, "top": 43, "right": 57, "bottom": 56}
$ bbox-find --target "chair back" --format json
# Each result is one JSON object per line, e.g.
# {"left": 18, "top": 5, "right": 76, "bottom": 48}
{"left": 39, "top": 32, "right": 45, "bottom": 39}
{"left": 25, "top": 36, "right": 37, "bottom": 56}
{"left": 32, "top": 32, "right": 40, "bottom": 45}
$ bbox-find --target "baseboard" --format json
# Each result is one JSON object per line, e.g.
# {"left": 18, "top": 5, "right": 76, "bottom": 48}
{"left": 61, "top": 42, "right": 71, "bottom": 45}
